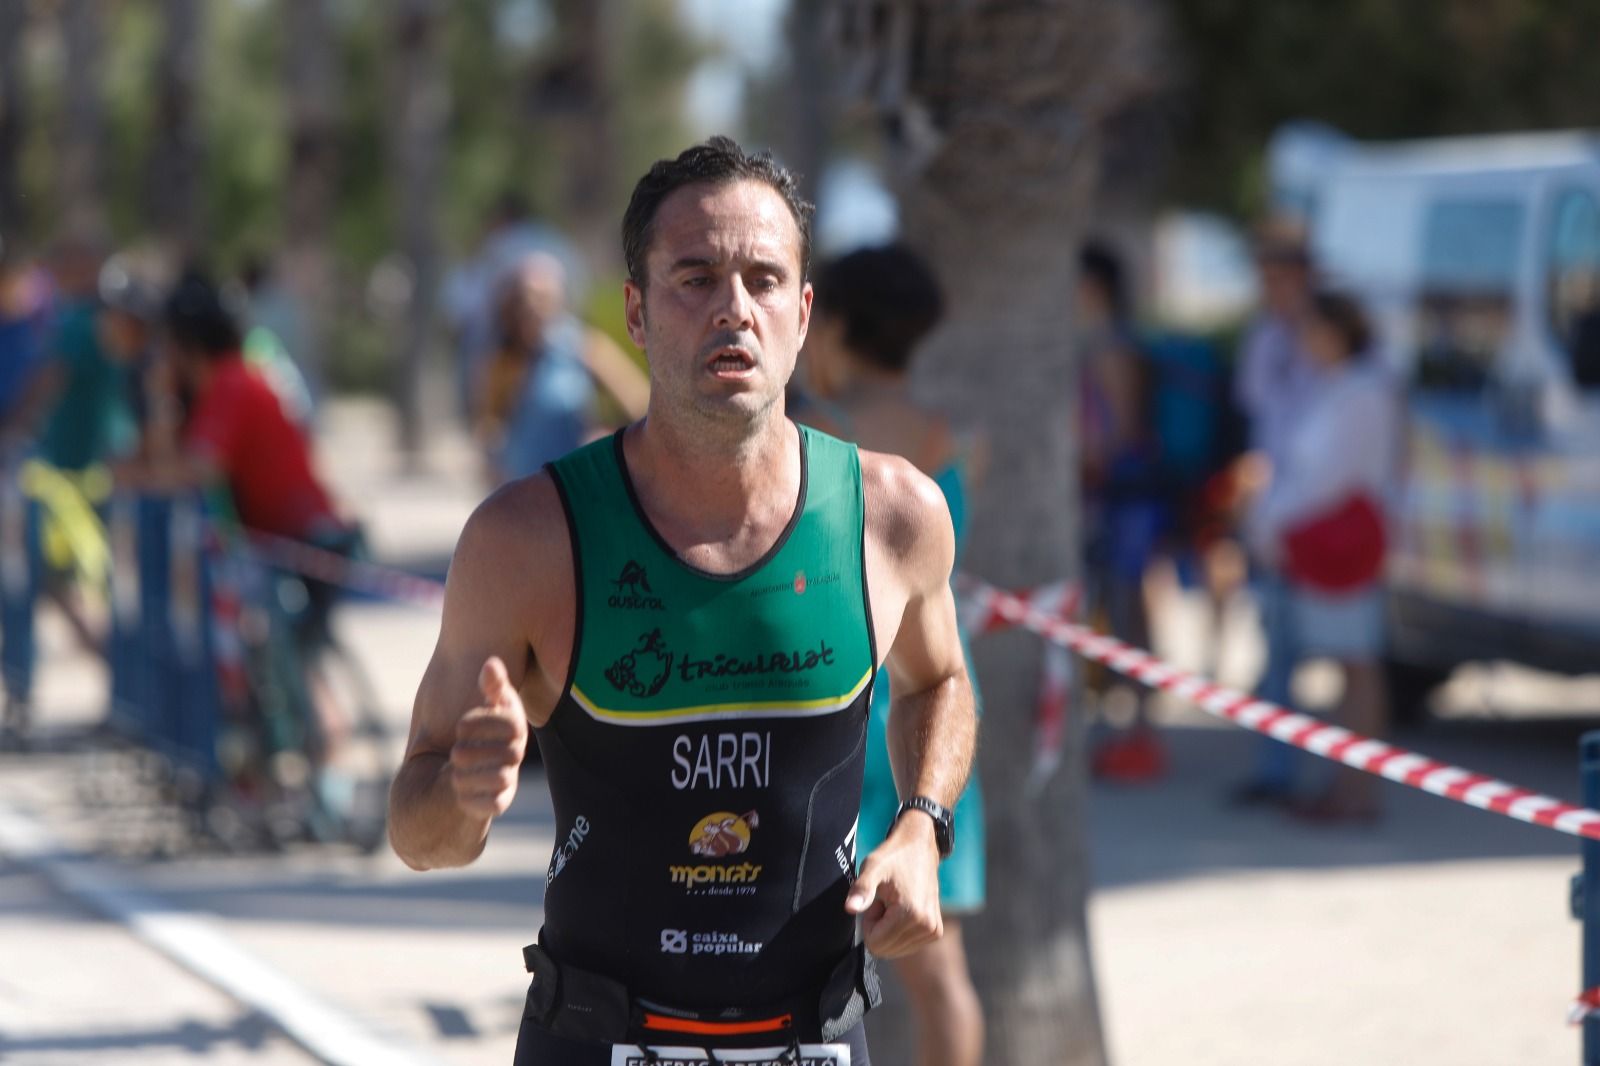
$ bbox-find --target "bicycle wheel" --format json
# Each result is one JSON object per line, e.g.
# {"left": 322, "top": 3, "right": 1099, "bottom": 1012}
{"left": 302, "top": 638, "right": 395, "bottom": 854}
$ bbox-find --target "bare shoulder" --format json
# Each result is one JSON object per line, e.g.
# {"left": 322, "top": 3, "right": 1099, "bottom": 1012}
{"left": 446, "top": 470, "right": 574, "bottom": 649}
{"left": 859, "top": 448, "right": 955, "bottom": 584}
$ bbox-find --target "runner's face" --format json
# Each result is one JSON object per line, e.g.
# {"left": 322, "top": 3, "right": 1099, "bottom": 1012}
{"left": 625, "top": 180, "right": 812, "bottom": 429}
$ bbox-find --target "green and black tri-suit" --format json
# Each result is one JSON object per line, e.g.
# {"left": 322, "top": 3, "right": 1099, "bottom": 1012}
{"left": 522, "top": 425, "right": 878, "bottom": 1058}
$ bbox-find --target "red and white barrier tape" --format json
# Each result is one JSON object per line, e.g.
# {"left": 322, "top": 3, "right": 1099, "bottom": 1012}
{"left": 243, "top": 531, "right": 446, "bottom": 611}
{"left": 231, "top": 542, "right": 1600, "bottom": 841}
{"left": 963, "top": 577, "right": 1600, "bottom": 843}
{"left": 960, "top": 579, "right": 1084, "bottom": 790}
{"left": 1570, "top": 987, "right": 1600, "bottom": 1026}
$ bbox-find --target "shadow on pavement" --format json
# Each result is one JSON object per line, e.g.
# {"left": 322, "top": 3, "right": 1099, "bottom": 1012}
{"left": 0, "top": 1010, "right": 277, "bottom": 1058}
{"left": 146, "top": 868, "right": 546, "bottom": 931}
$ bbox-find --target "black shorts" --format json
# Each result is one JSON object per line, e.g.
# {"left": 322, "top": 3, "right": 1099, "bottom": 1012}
{"left": 512, "top": 1018, "right": 871, "bottom": 1066}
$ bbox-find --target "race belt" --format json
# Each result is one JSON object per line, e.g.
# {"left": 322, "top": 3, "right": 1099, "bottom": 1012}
{"left": 520, "top": 937, "right": 880, "bottom": 1048}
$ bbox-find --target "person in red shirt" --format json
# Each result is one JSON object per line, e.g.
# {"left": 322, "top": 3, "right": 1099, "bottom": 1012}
{"left": 151, "top": 270, "right": 358, "bottom": 652}
{"left": 163, "top": 272, "right": 338, "bottom": 540}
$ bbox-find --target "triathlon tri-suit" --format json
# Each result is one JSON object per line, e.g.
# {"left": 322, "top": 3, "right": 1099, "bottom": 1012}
{"left": 518, "top": 424, "right": 878, "bottom": 1065}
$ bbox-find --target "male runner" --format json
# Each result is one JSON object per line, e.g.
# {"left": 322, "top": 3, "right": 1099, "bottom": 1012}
{"left": 390, "top": 137, "right": 978, "bottom": 1066}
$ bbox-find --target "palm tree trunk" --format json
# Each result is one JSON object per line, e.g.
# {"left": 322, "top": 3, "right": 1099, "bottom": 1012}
{"left": 0, "top": 1, "right": 29, "bottom": 238}
{"left": 389, "top": 0, "right": 447, "bottom": 464}
{"left": 536, "top": 0, "right": 618, "bottom": 273}
{"left": 282, "top": 0, "right": 340, "bottom": 395}
{"left": 148, "top": 0, "right": 204, "bottom": 253}
{"left": 58, "top": 0, "right": 106, "bottom": 239}
{"left": 826, "top": 2, "right": 1169, "bottom": 1062}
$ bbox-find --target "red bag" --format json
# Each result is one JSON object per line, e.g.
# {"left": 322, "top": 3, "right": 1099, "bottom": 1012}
{"left": 1282, "top": 492, "right": 1386, "bottom": 593}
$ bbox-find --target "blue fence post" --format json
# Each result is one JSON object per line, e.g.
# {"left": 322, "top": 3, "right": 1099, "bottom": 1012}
{"left": 1581, "top": 731, "right": 1600, "bottom": 1065}
{"left": 107, "top": 492, "right": 143, "bottom": 735}
{"left": 0, "top": 472, "right": 38, "bottom": 720}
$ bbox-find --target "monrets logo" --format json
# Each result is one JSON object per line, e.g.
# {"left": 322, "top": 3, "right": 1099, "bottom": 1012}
{"left": 669, "top": 810, "right": 763, "bottom": 895}
{"left": 605, "top": 629, "right": 673, "bottom": 697}
{"left": 609, "top": 560, "right": 664, "bottom": 611}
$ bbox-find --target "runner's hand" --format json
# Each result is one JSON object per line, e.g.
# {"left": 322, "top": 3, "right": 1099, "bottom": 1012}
{"left": 450, "top": 656, "right": 529, "bottom": 819}
{"left": 844, "top": 814, "right": 943, "bottom": 958}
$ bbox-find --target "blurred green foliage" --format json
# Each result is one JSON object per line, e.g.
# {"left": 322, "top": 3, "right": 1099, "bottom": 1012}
{"left": 10, "top": 0, "right": 702, "bottom": 393}
{"left": 1167, "top": 0, "right": 1600, "bottom": 216}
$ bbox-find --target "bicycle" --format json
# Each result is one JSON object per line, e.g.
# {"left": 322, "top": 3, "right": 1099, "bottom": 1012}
{"left": 203, "top": 518, "right": 396, "bottom": 855}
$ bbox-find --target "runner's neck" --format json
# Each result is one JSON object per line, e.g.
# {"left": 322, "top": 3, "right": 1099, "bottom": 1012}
{"left": 621, "top": 415, "right": 802, "bottom": 568}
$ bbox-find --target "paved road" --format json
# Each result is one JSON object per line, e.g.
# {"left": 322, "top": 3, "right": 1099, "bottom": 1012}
{"left": 1, "top": 398, "right": 1595, "bottom": 1065}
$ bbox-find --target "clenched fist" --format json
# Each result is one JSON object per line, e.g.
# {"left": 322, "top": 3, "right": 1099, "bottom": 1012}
{"left": 450, "top": 657, "right": 529, "bottom": 819}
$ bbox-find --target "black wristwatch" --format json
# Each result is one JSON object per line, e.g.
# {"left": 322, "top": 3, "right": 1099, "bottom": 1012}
{"left": 895, "top": 795, "right": 954, "bottom": 860}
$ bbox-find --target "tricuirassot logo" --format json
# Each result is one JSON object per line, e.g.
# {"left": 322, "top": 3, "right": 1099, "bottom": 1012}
{"left": 610, "top": 561, "right": 665, "bottom": 611}
{"left": 605, "top": 629, "right": 673, "bottom": 697}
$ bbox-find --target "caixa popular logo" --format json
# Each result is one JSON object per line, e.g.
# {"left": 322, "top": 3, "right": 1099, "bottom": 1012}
{"left": 609, "top": 560, "right": 665, "bottom": 611}
{"left": 605, "top": 629, "right": 673, "bottom": 697}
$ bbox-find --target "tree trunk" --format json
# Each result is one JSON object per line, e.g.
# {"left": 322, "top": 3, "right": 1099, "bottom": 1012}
{"left": 826, "top": 3, "right": 1168, "bottom": 1063}
{"left": 58, "top": 0, "right": 107, "bottom": 239}
{"left": 783, "top": 0, "right": 832, "bottom": 207}
{"left": 532, "top": 0, "right": 618, "bottom": 274}
{"left": 389, "top": 0, "right": 447, "bottom": 464}
{"left": 282, "top": 0, "right": 340, "bottom": 396}
{"left": 148, "top": 0, "right": 204, "bottom": 253}
{"left": 0, "top": 1, "right": 29, "bottom": 239}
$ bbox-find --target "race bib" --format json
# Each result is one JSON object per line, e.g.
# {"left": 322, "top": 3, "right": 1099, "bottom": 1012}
{"left": 610, "top": 1045, "right": 850, "bottom": 1066}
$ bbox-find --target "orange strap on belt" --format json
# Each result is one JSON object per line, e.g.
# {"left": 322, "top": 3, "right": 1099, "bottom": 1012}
{"left": 640, "top": 1012, "right": 793, "bottom": 1036}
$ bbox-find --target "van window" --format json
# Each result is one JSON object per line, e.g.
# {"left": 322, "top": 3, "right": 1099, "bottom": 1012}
{"left": 1545, "top": 189, "right": 1600, "bottom": 388}
{"left": 1414, "top": 199, "right": 1523, "bottom": 391}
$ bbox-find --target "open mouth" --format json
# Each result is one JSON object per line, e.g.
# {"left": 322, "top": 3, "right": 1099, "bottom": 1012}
{"left": 707, "top": 347, "right": 756, "bottom": 376}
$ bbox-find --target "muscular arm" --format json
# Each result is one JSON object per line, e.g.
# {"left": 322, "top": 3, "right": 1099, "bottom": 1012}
{"left": 849, "top": 453, "right": 976, "bottom": 955}
{"left": 388, "top": 475, "right": 572, "bottom": 870}
{"left": 876, "top": 455, "right": 975, "bottom": 839}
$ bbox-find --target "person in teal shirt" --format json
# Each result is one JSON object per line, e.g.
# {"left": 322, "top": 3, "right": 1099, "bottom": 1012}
{"left": 799, "top": 244, "right": 987, "bottom": 1066}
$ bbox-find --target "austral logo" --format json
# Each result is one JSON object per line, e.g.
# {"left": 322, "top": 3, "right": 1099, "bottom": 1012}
{"left": 669, "top": 810, "right": 762, "bottom": 895}
{"left": 606, "top": 629, "right": 673, "bottom": 697}
{"left": 609, "top": 560, "right": 664, "bottom": 611}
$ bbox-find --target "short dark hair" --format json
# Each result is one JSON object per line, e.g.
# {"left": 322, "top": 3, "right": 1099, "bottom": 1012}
{"left": 812, "top": 245, "right": 944, "bottom": 374}
{"left": 1309, "top": 289, "right": 1373, "bottom": 360}
{"left": 622, "top": 136, "right": 814, "bottom": 289}
{"left": 163, "top": 268, "right": 242, "bottom": 358}
{"left": 1078, "top": 240, "right": 1129, "bottom": 320}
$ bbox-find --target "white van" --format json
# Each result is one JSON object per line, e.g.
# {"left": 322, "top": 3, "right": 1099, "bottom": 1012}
{"left": 1273, "top": 124, "right": 1600, "bottom": 707}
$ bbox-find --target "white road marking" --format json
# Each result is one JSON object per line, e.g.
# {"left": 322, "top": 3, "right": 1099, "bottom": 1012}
{"left": 0, "top": 803, "right": 445, "bottom": 1066}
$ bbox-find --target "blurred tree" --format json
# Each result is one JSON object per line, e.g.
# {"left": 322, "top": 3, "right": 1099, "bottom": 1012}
{"left": 526, "top": 0, "right": 617, "bottom": 269}
{"left": 826, "top": 1, "right": 1168, "bottom": 1063}
{"left": 0, "top": 1, "right": 28, "bottom": 238}
{"left": 282, "top": 0, "right": 341, "bottom": 392}
{"left": 1166, "top": 0, "right": 1600, "bottom": 215}
{"left": 148, "top": 0, "right": 203, "bottom": 253}
{"left": 389, "top": 0, "right": 448, "bottom": 460}
{"left": 57, "top": 0, "right": 107, "bottom": 239}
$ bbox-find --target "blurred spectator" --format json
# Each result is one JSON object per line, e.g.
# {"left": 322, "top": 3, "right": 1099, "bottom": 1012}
{"left": 1249, "top": 291, "right": 1397, "bottom": 821}
{"left": 799, "top": 244, "right": 986, "bottom": 1066}
{"left": 0, "top": 246, "right": 55, "bottom": 453}
{"left": 17, "top": 238, "right": 137, "bottom": 660}
{"left": 97, "top": 254, "right": 178, "bottom": 464}
{"left": 155, "top": 270, "right": 345, "bottom": 543}
{"left": 476, "top": 251, "right": 647, "bottom": 485}
{"left": 34, "top": 238, "right": 138, "bottom": 474}
{"left": 1228, "top": 224, "right": 1320, "bottom": 806}
{"left": 136, "top": 270, "right": 355, "bottom": 649}
{"left": 1076, "top": 240, "right": 1168, "bottom": 783}
{"left": 443, "top": 192, "right": 583, "bottom": 422}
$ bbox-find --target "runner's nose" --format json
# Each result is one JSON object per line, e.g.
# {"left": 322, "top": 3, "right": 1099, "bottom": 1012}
{"left": 713, "top": 275, "right": 756, "bottom": 333}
